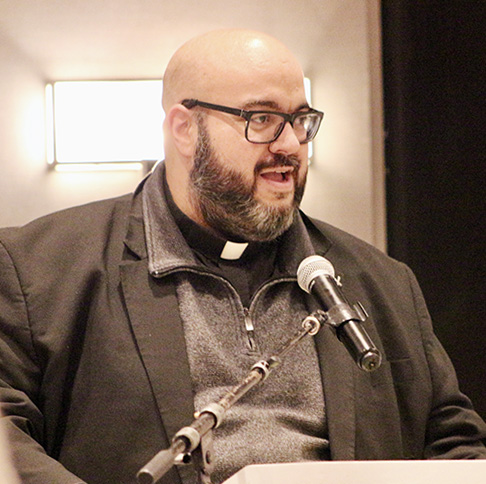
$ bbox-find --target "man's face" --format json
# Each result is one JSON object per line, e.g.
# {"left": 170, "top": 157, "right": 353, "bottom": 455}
{"left": 189, "top": 115, "right": 308, "bottom": 242}
{"left": 171, "top": 36, "right": 312, "bottom": 241}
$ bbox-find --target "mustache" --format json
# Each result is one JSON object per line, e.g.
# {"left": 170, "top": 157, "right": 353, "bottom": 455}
{"left": 254, "top": 154, "right": 301, "bottom": 175}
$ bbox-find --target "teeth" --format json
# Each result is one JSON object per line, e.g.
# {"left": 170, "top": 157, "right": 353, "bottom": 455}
{"left": 259, "top": 166, "right": 294, "bottom": 178}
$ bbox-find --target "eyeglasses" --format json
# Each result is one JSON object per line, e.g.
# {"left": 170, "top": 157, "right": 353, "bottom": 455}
{"left": 181, "top": 99, "right": 324, "bottom": 144}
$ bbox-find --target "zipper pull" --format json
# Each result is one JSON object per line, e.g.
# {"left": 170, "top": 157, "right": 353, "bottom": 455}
{"left": 243, "top": 307, "right": 257, "bottom": 352}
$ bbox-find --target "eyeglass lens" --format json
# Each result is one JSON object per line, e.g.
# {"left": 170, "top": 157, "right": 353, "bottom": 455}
{"left": 247, "top": 112, "right": 321, "bottom": 143}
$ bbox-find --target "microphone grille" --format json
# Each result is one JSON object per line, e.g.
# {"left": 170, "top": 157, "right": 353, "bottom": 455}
{"left": 297, "top": 255, "right": 335, "bottom": 293}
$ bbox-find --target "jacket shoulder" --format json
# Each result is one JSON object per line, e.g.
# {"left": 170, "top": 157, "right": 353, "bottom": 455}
{"left": 303, "top": 213, "right": 402, "bottom": 269}
{"left": 0, "top": 195, "right": 132, "bottom": 247}
{"left": 0, "top": 195, "right": 135, "bottom": 278}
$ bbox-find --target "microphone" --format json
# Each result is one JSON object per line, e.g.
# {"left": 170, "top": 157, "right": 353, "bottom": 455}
{"left": 297, "top": 255, "right": 382, "bottom": 372}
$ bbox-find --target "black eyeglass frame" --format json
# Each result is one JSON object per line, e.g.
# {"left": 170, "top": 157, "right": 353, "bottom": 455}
{"left": 181, "top": 98, "right": 324, "bottom": 144}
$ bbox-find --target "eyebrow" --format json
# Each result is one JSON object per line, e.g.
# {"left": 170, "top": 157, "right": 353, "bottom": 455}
{"left": 241, "top": 100, "right": 310, "bottom": 112}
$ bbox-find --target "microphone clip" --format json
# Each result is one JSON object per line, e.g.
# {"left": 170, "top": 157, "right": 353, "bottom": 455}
{"left": 318, "top": 301, "right": 368, "bottom": 329}
{"left": 314, "top": 301, "right": 382, "bottom": 372}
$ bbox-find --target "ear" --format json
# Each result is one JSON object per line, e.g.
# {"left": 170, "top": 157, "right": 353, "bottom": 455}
{"left": 165, "top": 104, "right": 197, "bottom": 158}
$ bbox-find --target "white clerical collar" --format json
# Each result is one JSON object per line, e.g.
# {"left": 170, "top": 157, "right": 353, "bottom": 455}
{"left": 220, "top": 240, "right": 249, "bottom": 260}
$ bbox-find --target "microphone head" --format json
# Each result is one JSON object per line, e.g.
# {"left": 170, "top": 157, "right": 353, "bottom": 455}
{"left": 297, "top": 255, "right": 336, "bottom": 293}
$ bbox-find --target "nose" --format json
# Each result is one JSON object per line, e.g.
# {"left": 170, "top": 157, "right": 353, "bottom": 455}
{"left": 268, "top": 121, "right": 303, "bottom": 156}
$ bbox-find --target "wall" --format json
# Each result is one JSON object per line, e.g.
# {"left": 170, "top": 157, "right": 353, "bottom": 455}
{"left": 0, "top": 32, "right": 142, "bottom": 228}
{"left": 302, "top": 0, "right": 385, "bottom": 250}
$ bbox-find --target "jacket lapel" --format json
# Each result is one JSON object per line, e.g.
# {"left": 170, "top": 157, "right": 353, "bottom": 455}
{"left": 314, "top": 323, "right": 357, "bottom": 460}
{"left": 302, "top": 217, "right": 357, "bottom": 460}
{"left": 120, "top": 202, "right": 196, "bottom": 483}
{"left": 307, "top": 221, "right": 404, "bottom": 460}
{"left": 120, "top": 260, "right": 197, "bottom": 483}
{"left": 120, "top": 260, "right": 194, "bottom": 437}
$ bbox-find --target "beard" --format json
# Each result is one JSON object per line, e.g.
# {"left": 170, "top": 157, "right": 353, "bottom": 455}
{"left": 189, "top": 118, "right": 307, "bottom": 242}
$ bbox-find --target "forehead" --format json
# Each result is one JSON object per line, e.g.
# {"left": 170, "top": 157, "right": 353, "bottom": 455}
{"left": 213, "top": 60, "right": 307, "bottom": 111}
{"left": 169, "top": 31, "right": 308, "bottom": 111}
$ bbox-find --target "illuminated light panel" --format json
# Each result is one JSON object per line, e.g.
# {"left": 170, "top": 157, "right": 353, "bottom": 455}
{"left": 45, "top": 84, "right": 55, "bottom": 164}
{"left": 49, "top": 80, "right": 164, "bottom": 167}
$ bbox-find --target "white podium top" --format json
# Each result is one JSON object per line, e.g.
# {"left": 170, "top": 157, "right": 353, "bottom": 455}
{"left": 223, "top": 460, "right": 486, "bottom": 484}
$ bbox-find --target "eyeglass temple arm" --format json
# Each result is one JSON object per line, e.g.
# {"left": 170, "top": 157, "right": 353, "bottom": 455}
{"left": 181, "top": 99, "right": 245, "bottom": 118}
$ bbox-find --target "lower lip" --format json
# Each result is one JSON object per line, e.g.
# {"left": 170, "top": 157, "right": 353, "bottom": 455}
{"left": 259, "top": 173, "right": 295, "bottom": 191}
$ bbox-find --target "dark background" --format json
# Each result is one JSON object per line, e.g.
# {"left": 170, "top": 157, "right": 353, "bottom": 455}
{"left": 381, "top": 1, "right": 486, "bottom": 419}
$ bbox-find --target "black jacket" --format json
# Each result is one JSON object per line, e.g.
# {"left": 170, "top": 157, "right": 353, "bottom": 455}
{"left": 0, "top": 178, "right": 485, "bottom": 484}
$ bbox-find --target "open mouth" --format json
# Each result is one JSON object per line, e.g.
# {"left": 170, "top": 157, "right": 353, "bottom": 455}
{"left": 259, "top": 166, "right": 294, "bottom": 183}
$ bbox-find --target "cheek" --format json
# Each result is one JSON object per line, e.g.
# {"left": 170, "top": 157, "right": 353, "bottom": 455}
{"left": 205, "top": 113, "right": 246, "bottom": 149}
{"left": 212, "top": 134, "right": 268, "bottom": 177}
{"left": 298, "top": 156, "right": 309, "bottom": 179}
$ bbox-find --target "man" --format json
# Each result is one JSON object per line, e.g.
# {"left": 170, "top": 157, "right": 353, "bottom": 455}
{"left": 0, "top": 29, "right": 485, "bottom": 484}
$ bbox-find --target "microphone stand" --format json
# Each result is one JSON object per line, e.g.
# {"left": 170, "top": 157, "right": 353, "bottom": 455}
{"left": 136, "top": 311, "right": 325, "bottom": 484}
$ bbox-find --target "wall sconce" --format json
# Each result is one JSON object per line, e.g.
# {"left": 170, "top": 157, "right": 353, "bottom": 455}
{"left": 46, "top": 80, "right": 164, "bottom": 172}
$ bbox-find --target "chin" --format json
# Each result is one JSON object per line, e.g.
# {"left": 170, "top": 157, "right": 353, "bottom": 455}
{"left": 257, "top": 189, "right": 294, "bottom": 204}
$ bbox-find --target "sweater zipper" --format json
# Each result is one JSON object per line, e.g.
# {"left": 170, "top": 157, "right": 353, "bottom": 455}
{"left": 242, "top": 277, "right": 297, "bottom": 353}
{"left": 243, "top": 307, "right": 257, "bottom": 352}
{"left": 153, "top": 267, "right": 295, "bottom": 354}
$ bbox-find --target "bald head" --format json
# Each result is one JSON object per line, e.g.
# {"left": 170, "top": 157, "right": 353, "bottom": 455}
{"left": 162, "top": 29, "right": 305, "bottom": 111}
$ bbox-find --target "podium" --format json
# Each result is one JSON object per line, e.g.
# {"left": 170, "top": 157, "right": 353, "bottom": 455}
{"left": 223, "top": 460, "right": 486, "bottom": 484}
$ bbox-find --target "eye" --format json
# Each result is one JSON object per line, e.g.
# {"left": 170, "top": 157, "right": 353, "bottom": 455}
{"left": 251, "top": 113, "right": 272, "bottom": 125}
{"left": 295, "top": 113, "right": 311, "bottom": 125}
{"left": 248, "top": 113, "right": 283, "bottom": 134}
